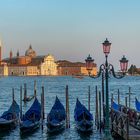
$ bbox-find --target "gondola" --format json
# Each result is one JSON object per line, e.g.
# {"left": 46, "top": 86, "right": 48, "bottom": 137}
{"left": 20, "top": 97, "right": 41, "bottom": 134}
{"left": 135, "top": 98, "right": 140, "bottom": 111}
{"left": 46, "top": 96, "right": 66, "bottom": 133}
{"left": 23, "top": 95, "right": 34, "bottom": 102}
{"left": 74, "top": 98, "right": 93, "bottom": 132}
{"left": 0, "top": 100, "right": 20, "bottom": 131}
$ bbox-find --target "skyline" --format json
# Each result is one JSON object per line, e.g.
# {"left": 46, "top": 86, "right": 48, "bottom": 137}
{"left": 0, "top": 0, "right": 140, "bottom": 69}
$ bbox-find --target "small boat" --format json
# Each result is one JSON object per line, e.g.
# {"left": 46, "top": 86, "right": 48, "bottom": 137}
{"left": 72, "top": 75, "right": 84, "bottom": 79}
{"left": 135, "top": 98, "right": 140, "bottom": 111}
{"left": 20, "top": 98, "right": 41, "bottom": 134}
{"left": 74, "top": 99, "right": 93, "bottom": 132}
{"left": 23, "top": 95, "right": 34, "bottom": 102}
{"left": 0, "top": 100, "right": 20, "bottom": 131}
{"left": 47, "top": 96, "right": 66, "bottom": 133}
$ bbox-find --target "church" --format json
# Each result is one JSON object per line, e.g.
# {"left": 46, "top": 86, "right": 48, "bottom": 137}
{"left": 0, "top": 45, "right": 58, "bottom": 76}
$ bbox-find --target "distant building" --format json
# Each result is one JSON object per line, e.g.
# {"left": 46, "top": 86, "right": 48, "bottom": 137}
{"left": 0, "top": 63, "right": 8, "bottom": 76}
{"left": 57, "top": 60, "right": 97, "bottom": 76}
{"left": 0, "top": 40, "right": 8, "bottom": 76}
{"left": 2, "top": 45, "right": 57, "bottom": 76}
{"left": 40, "top": 55, "right": 57, "bottom": 75}
{"left": 0, "top": 40, "right": 2, "bottom": 64}
{"left": 0, "top": 41, "right": 97, "bottom": 76}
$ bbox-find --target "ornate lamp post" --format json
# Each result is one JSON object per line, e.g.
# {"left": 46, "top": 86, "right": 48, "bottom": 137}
{"left": 85, "top": 38, "right": 128, "bottom": 139}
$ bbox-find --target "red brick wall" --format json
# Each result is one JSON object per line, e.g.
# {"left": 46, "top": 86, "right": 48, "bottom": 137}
{"left": 57, "top": 66, "right": 81, "bottom": 75}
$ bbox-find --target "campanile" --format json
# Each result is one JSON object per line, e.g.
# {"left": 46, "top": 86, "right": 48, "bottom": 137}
{"left": 0, "top": 40, "right": 2, "bottom": 64}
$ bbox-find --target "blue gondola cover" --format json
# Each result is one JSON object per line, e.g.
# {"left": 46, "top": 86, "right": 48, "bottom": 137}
{"left": 111, "top": 101, "right": 120, "bottom": 111}
{"left": 1, "top": 100, "right": 20, "bottom": 120}
{"left": 47, "top": 96, "right": 66, "bottom": 133}
{"left": 135, "top": 98, "right": 140, "bottom": 111}
{"left": 48, "top": 96, "right": 66, "bottom": 121}
{"left": 74, "top": 99, "right": 93, "bottom": 121}
{"left": 20, "top": 98, "right": 41, "bottom": 133}
{"left": 23, "top": 98, "right": 41, "bottom": 121}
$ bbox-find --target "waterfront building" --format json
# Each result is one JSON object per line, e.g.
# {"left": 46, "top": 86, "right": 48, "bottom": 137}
{"left": 0, "top": 43, "right": 97, "bottom": 76}
{"left": 0, "top": 40, "right": 8, "bottom": 76}
{"left": 57, "top": 60, "right": 97, "bottom": 76}
{"left": 2, "top": 45, "right": 57, "bottom": 76}
{"left": 0, "top": 63, "right": 8, "bottom": 76}
{"left": 7, "top": 65, "right": 39, "bottom": 76}
{"left": 40, "top": 55, "right": 57, "bottom": 75}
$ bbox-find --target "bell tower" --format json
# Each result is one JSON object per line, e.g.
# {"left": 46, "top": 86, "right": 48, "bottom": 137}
{"left": 17, "top": 50, "right": 19, "bottom": 57}
{"left": 0, "top": 40, "right": 2, "bottom": 64}
{"left": 10, "top": 50, "right": 13, "bottom": 60}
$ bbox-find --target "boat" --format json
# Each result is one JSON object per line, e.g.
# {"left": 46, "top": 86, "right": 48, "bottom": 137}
{"left": 20, "top": 97, "right": 41, "bottom": 134}
{"left": 135, "top": 98, "right": 140, "bottom": 111}
{"left": 74, "top": 98, "right": 93, "bottom": 132}
{"left": 72, "top": 75, "right": 84, "bottom": 79}
{"left": 0, "top": 100, "right": 20, "bottom": 131}
{"left": 46, "top": 96, "right": 66, "bottom": 133}
{"left": 23, "top": 95, "right": 34, "bottom": 102}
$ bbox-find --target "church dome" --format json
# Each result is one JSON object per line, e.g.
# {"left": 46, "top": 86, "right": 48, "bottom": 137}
{"left": 25, "top": 45, "right": 36, "bottom": 58}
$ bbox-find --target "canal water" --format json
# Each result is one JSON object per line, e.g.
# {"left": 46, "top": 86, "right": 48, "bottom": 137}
{"left": 0, "top": 76, "right": 139, "bottom": 140}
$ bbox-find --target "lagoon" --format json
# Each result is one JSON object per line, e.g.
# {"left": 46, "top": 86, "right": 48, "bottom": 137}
{"left": 0, "top": 76, "right": 139, "bottom": 140}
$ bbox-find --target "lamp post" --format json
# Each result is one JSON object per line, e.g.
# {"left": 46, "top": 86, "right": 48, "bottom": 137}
{"left": 85, "top": 38, "right": 128, "bottom": 139}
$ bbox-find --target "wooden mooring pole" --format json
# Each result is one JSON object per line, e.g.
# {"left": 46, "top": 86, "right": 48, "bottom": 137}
{"left": 12, "top": 88, "right": 15, "bottom": 116}
{"left": 41, "top": 84, "right": 45, "bottom": 130}
{"left": 66, "top": 85, "right": 70, "bottom": 128}
{"left": 102, "top": 73, "right": 105, "bottom": 126}
{"left": 118, "top": 89, "right": 120, "bottom": 104}
{"left": 95, "top": 86, "right": 99, "bottom": 129}
{"left": 24, "top": 83, "right": 27, "bottom": 100}
{"left": 42, "top": 86, "right": 45, "bottom": 119}
{"left": 20, "top": 86, "right": 22, "bottom": 119}
{"left": 41, "top": 93, "right": 43, "bottom": 130}
{"left": 129, "top": 87, "right": 131, "bottom": 108}
{"left": 125, "top": 97, "right": 128, "bottom": 107}
{"left": 111, "top": 94, "right": 114, "bottom": 105}
{"left": 88, "top": 86, "right": 91, "bottom": 112}
{"left": 12, "top": 88, "right": 14, "bottom": 101}
{"left": 34, "top": 80, "right": 37, "bottom": 98}
{"left": 99, "top": 91, "right": 102, "bottom": 133}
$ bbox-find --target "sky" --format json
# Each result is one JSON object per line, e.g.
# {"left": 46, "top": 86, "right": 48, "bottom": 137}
{"left": 0, "top": 0, "right": 140, "bottom": 70}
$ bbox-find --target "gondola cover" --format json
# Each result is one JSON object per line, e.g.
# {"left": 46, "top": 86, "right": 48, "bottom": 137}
{"left": 48, "top": 96, "right": 65, "bottom": 120}
{"left": 135, "top": 98, "right": 140, "bottom": 111}
{"left": 1, "top": 100, "right": 20, "bottom": 120}
{"left": 47, "top": 96, "right": 66, "bottom": 132}
{"left": 20, "top": 98, "right": 41, "bottom": 133}
{"left": 74, "top": 98, "right": 93, "bottom": 122}
{"left": 23, "top": 98, "right": 41, "bottom": 121}
{"left": 111, "top": 101, "right": 120, "bottom": 111}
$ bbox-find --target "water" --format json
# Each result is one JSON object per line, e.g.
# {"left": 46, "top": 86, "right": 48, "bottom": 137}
{"left": 0, "top": 76, "right": 139, "bottom": 140}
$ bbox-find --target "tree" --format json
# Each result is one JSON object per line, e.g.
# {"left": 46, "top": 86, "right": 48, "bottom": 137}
{"left": 128, "top": 65, "right": 137, "bottom": 75}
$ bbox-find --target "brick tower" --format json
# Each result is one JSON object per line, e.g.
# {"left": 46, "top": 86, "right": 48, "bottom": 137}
{"left": 10, "top": 50, "right": 13, "bottom": 60}
{"left": 0, "top": 40, "right": 2, "bottom": 64}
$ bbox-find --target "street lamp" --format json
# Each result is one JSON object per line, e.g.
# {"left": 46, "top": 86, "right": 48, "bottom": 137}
{"left": 85, "top": 38, "right": 128, "bottom": 139}
{"left": 120, "top": 55, "right": 128, "bottom": 73}
{"left": 85, "top": 54, "right": 94, "bottom": 75}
